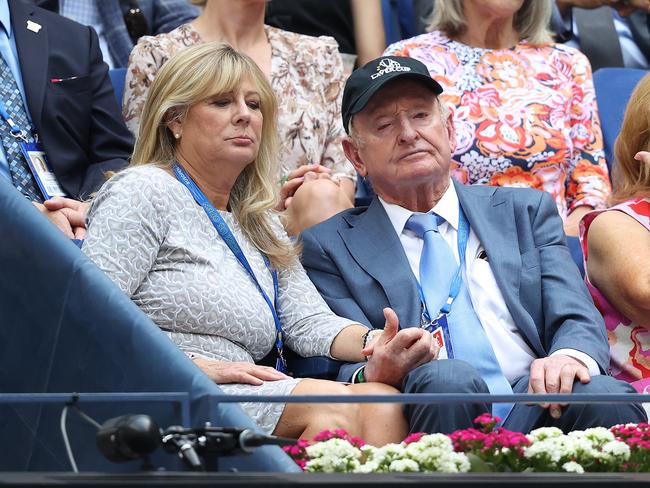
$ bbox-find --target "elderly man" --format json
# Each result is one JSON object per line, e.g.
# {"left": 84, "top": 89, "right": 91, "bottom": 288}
{"left": 300, "top": 55, "right": 645, "bottom": 434}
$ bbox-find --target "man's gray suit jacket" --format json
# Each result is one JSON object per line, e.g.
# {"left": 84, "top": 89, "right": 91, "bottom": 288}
{"left": 300, "top": 181, "right": 609, "bottom": 382}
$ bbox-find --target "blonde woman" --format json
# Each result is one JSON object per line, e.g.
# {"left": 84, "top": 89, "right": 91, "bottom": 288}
{"left": 82, "top": 43, "right": 410, "bottom": 444}
{"left": 383, "top": 0, "right": 611, "bottom": 236}
{"left": 123, "top": 0, "right": 355, "bottom": 236}
{"left": 580, "top": 73, "right": 650, "bottom": 392}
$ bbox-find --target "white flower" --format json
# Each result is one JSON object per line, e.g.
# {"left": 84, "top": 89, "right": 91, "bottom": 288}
{"left": 602, "top": 440, "right": 631, "bottom": 460}
{"left": 389, "top": 459, "right": 420, "bottom": 472}
{"left": 570, "top": 427, "right": 615, "bottom": 446}
{"left": 562, "top": 461, "right": 585, "bottom": 474}
{"left": 527, "top": 427, "right": 564, "bottom": 442}
{"left": 437, "top": 452, "right": 471, "bottom": 473}
{"left": 306, "top": 438, "right": 361, "bottom": 461}
{"left": 305, "top": 456, "right": 361, "bottom": 473}
{"left": 354, "top": 461, "right": 380, "bottom": 474}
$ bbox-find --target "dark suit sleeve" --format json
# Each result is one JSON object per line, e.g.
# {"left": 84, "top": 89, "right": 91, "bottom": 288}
{"left": 78, "top": 25, "right": 133, "bottom": 196}
{"left": 533, "top": 191, "right": 609, "bottom": 373}
{"left": 300, "top": 229, "right": 371, "bottom": 382}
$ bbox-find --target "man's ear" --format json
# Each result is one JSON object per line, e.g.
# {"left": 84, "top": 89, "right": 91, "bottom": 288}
{"left": 342, "top": 137, "right": 368, "bottom": 177}
{"left": 445, "top": 110, "right": 457, "bottom": 154}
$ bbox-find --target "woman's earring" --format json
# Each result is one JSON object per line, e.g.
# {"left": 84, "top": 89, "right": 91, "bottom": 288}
{"left": 174, "top": 133, "right": 181, "bottom": 140}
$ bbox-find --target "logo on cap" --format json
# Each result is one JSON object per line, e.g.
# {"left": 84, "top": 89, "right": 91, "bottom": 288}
{"left": 371, "top": 58, "right": 411, "bottom": 80}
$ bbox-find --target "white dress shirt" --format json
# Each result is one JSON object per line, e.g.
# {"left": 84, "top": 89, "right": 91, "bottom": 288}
{"left": 378, "top": 181, "right": 599, "bottom": 382}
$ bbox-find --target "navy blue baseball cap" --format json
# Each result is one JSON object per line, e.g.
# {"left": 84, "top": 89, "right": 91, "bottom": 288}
{"left": 342, "top": 56, "right": 443, "bottom": 134}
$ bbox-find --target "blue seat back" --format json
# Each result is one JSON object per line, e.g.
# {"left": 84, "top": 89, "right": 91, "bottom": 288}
{"left": 108, "top": 68, "right": 127, "bottom": 107}
{"left": 593, "top": 67, "right": 648, "bottom": 172}
{"left": 0, "top": 178, "right": 298, "bottom": 473}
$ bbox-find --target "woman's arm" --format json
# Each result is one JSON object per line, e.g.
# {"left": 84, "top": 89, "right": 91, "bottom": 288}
{"left": 329, "top": 324, "right": 369, "bottom": 362}
{"left": 83, "top": 170, "right": 168, "bottom": 297}
{"left": 350, "top": 0, "right": 386, "bottom": 66}
{"left": 586, "top": 210, "right": 650, "bottom": 328}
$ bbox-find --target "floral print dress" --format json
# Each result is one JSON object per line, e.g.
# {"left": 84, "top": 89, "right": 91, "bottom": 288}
{"left": 580, "top": 198, "right": 650, "bottom": 390}
{"left": 123, "top": 24, "right": 355, "bottom": 182}
{"left": 384, "top": 31, "right": 611, "bottom": 219}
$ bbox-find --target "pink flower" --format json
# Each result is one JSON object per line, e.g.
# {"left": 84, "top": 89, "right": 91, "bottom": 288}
{"left": 403, "top": 432, "right": 426, "bottom": 445}
{"left": 473, "top": 414, "right": 501, "bottom": 433}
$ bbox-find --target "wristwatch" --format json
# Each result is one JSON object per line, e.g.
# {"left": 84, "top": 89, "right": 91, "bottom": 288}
{"left": 362, "top": 329, "right": 383, "bottom": 353}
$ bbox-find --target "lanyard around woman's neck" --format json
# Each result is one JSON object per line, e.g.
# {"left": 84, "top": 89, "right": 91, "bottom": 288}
{"left": 172, "top": 162, "right": 288, "bottom": 374}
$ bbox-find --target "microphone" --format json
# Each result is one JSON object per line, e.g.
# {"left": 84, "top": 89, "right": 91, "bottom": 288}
{"left": 96, "top": 415, "right": 296, "bottom": 470}
{"left": 160, "top": 425, "right": 204, "bottom": 471}
{"left": 96, "top": 414, "right": 160, "bottom": 463}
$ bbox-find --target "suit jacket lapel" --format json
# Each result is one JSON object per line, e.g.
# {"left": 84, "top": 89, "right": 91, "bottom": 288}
{"left": 11, "top": 0, "right": 48, "bottom": 131}
{"left": 340, "top": 197, "right": 421, "bottom": 328}
{"left": 455, "top": 182, "right": 543, "bottom": 354}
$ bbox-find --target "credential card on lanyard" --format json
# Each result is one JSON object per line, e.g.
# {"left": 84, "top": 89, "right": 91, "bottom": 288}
{"left": 20, "top": 142, "right": 66, "bottom": 200}
{"left": 422, "top": 314, "right": 454, "bottom": 360}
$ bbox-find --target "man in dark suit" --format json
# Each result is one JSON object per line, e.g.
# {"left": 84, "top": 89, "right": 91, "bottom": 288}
{"left": 301, "top": 55, "right": 645, "bottom": 434}
{"left": 0, "top": 0, "right": 133, "bottom": 237}
{"left": 35, "top": 0, "right": 199, "bottom": 68}
{"left": 551, "top": 0, "right": 650, "bottom": 71}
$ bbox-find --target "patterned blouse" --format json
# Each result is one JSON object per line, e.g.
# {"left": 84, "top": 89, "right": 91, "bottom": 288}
{"left": 384, "top": 31, "right": 611, "bottom": 219}
{"left": 123, "top": 24, "right": 355, "bottom": 181}
{"left": 580, "top": 198, "right": 650, "bottom": 390}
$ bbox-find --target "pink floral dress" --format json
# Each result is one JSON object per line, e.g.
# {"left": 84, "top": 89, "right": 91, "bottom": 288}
{"left": 580, "top": 198, "right": 650, "bottom": 391}
{"left": 123, "top": 24, "right": 355, "bottom": 182}
{"left": 384, "top": 31, "right": 611, "bottom": 219}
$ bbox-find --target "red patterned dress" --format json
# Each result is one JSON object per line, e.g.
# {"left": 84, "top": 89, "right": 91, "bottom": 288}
{"left": 580, "top": 199, "right": 650, "bottom": 390}
{"left": 384, "top": 31, "right": 611, "bottom": 219}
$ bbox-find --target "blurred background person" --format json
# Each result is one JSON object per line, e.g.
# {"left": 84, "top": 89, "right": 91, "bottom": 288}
{"left": 384, "top": 0, "right": 611, "bottom": 236}
{"left": 551, "top": 0, "right": 650, "bottom": 71}
{"left": 84, "top": 43, "right": 411, "bottom": 443}
{"left": 265, "top": 0, "right": 386, "bottom": 75}
{"left": 0, "top": 0, "right": 133, "bottom": 239}
{"left": 123, "top": 0, "right": 355, "bottom": 236}
{"left": 580, "top": 73, "right": 650, "bottom": 392}
{"left": 35, "top": 0, "right": 199, "bottom": 68}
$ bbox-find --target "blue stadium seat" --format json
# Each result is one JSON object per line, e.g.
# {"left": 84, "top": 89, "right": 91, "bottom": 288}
{"left": 0, "top": 178, "right": 298, "bottom": 473}
{"left": 593, "top": 67, "right": 648, "bottom": 172}
{"left": 108, "top": 68, "right": 127, "bottom": 107}
{"left": 382, "top": 0, "right": 417, "bottom": 45}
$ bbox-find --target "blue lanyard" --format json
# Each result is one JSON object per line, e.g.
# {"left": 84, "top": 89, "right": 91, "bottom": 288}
{"left": 417, "top": 206, "right": 470, "bottom": 322}
{"left": 0, "top": 100, "right": 27, "bottom": 141}
{"left": 172, "top": 163, "right": 288, "bottom": 374}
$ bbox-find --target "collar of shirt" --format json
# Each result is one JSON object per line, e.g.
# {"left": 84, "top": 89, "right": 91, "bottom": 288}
{"left": 0, "top": 1, "right": 11, "bottom": 39}
{"left": 378, "top": 180, "right": 459, "bottom": 237}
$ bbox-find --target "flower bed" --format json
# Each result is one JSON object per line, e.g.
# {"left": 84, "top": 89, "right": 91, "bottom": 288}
{"left": 284, "top": 414, "right": 650, "bottom": 473}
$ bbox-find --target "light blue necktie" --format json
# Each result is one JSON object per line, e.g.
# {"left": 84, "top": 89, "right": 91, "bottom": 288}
{"left": 406, "top": 212, "right": 513, "bottom": 420}
{"left": 0, "top": 53, "right": 42, "bottom": 202}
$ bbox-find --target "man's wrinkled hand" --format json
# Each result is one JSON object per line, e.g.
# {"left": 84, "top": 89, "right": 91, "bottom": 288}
{"left": 36, "top": 197, "right": 89, "bottom": 239}
{"left": 363, "top": 308, "right": 439, "bottom": 388}
{"left": 527, "top": 354, "right": 590, "bottom": 419}
{"left": 278, "top": 164, "right": 333, "bottom": 210}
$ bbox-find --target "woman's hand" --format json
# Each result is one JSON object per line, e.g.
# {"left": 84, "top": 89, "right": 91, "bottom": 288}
{"left": 192, "top": 358, "right": 290, "bottom": 386}
{"left": 278, "top": 164, "right": 334, "bottom": 210}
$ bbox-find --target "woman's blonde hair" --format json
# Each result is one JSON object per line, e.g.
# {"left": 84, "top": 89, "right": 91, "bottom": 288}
{"left": 611, "top": 73, "right": 650, "bottom": 204}
{"left": 131, "top": 42, "right": 296, "bottom": 269}
{"left": 429, "top": 0, "right": 553, "bottom": 45}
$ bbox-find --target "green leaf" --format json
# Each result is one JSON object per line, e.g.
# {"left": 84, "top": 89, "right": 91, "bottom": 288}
{"left": 467, "top": 453, "right": 497, "bottom": 472}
